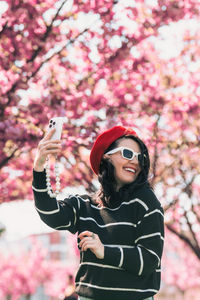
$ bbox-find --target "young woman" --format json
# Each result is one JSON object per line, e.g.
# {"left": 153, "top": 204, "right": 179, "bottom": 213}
{"left": 32, "top": 125, "right": 165, "bottom": 300}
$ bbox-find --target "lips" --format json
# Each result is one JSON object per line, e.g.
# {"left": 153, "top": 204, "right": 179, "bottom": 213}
{"left": 124, "top": 167, "right": 136, "bottom": 174}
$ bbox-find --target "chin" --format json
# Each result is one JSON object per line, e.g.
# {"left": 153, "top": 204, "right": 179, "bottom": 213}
{"left": 116, "top": 173, "right": 139, "bottom": 188}
{"left": 125, "top": 176, "right": 138, "bottom": 185}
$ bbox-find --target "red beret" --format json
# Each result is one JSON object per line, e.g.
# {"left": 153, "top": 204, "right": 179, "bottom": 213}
{"left": 90, "top": 125, "right": 137, "bottom": 175}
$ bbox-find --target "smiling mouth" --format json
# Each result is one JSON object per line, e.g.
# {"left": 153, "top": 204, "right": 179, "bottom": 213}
{"left": 124, "top": 167, "right": 136, "bottom": 174}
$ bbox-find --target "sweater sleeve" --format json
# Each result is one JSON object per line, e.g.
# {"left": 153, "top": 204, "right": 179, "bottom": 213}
{"left": 32, "top": 169, "right": 80, "bottom": 234}
{"left": 103, "top": 205, "right": 165, "bottom": 276}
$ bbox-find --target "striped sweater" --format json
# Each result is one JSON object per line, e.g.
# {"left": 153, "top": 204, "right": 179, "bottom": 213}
{"left": 32, "top": 170, "right": 164, "bottom": 300}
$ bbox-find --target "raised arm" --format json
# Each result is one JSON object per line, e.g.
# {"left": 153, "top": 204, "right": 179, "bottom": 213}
{"left": 32, "top": 170, "right": 80, "bottom": 233}
{"left": 32, "top": 128, "right": 79, "bottom": 234}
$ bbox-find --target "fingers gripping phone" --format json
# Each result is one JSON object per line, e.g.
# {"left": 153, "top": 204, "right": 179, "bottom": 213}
{"left": 46, "top": 117, "right": 67, "bottom": 198}
{"left": 47, "top": 117, "right": 67, "bottom": 140}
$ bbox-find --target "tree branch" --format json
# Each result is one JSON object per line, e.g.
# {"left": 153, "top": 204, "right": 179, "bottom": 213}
{"left": 166, "top": 223, "right": 200, "bottom": 260}
{"left": 191, "top": 203, "right": 200, "bottom": 224}
{"left": 184, "top": 210, "right": 200, "bottom": 251}
{"left": 0, "top": 21, "right": 8, "bottom": 37}
{"left": 27, "top": 0, "right": 68, "bottom": 63}
{"left": 29, "top": 27, "right": 89, "bottom": 79}
{"left": 164, "top": 197, "right": 179, "bottom": 212}
{"left": 3, "top": 0, "right": 69, "bottom": 100}
{"left": 0, "top": 148, "right": 18, "bottom": 169}
{"left": 151, "top": 114, "right": 161, "bottom": 186}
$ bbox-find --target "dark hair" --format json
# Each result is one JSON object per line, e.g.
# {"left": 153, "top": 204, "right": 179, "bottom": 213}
{"left": 93, "top": 135, "right": 151, "bottom": 208}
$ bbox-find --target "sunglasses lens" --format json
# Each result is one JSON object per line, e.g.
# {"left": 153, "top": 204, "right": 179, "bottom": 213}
{"left": 123, "top": 149, "right": 133, "bottom": 160}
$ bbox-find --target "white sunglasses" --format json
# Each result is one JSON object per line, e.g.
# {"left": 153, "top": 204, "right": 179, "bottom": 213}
{"left": 105, "top": 147, "right": 143, "bottom": 162}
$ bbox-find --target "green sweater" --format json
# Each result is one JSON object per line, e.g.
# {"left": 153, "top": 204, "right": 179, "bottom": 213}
{"left": 32, "top": 170, "right": 164, "bottom": 300}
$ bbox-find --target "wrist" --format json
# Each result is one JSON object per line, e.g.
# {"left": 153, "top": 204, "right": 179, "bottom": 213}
{"left": 34, "top": 157, "right": 46, "bottom": 172}
{"left": 34, "top": 167, "right": 45, "bottom": 172}
{"left": 33, "top": 163, "right": 45, "bottom": 172}
{"left": 98, "top": 245, "right": 105, "bottom": 259}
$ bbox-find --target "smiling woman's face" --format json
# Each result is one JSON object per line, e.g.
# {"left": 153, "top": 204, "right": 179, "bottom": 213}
{"left": 104, "top": 138, "right": 141, "bottom": 190}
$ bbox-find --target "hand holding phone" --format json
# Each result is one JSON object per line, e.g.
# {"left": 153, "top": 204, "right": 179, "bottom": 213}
{"left": 34, "top": 117, "right": 67, "bottom": 172}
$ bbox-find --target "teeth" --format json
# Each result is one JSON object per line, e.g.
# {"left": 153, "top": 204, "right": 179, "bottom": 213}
{"left": 125, "top": 168, "right": 136, "bottom": 173}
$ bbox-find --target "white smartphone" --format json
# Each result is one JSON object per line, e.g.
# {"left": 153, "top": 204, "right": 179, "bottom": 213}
{"left": 48, "top": 117, "right": 67, "bottom": 140}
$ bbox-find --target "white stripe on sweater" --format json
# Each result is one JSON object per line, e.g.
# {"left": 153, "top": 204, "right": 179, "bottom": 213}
{"left": 75, "top": 281, "right": 158, "bottom": 292}
{"left": 144, "top": 209, "right": 164, "bottom": 218}
{"left": 54, "top": 222, "right": 71, "bottom": 229}
{"left": 77, "top": 196, "right": 149, "bottom": 211}
{"left": 32, "top": 185, "right": 47, "bottom": 192}
{"left": 137, "top": 209, "right": 164, "bottom": 226}
{"left": 138, "top": 244, "right": 161, "bottom": 266}
{"left": 104, "top": 244, "right": 134, "bottom": 249}
{"left": 137, "top": 246, "right": 144, "bottom": 275}
{"left": 80, "top": 217, "right": 137, "bottom": 228}
{"left": 118, "top": 247, "right": 124, "bottom": 268}
{"left": 80, "top": 262, "right": 162, "bottom": 272}
{"left": 80, "top": 262, "right": 122, "bottom": 270}
{"left": 135, "top": 232, "right": 164, "bottom": 244}
{"left": 35, "top": 204, "right": 60, "bottom": 215}
{"left": 77, "top": 197, "right": 80, "bottom": 210}
{"left": 73, "top": 207, "right": 77, "bottom": 226}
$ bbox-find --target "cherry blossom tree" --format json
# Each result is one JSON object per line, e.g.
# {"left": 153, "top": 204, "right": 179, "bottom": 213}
{"left": 162, "top": 228, "right": 200, "bottom": 295}
{"left": 1, "top": 0, "right": 199, "bottom": 199}
{"left": 0, "top": 238, "right": 77, "bottom": 299}
{"left": 0, "top": 240, "right": 47, "bottom": 299}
